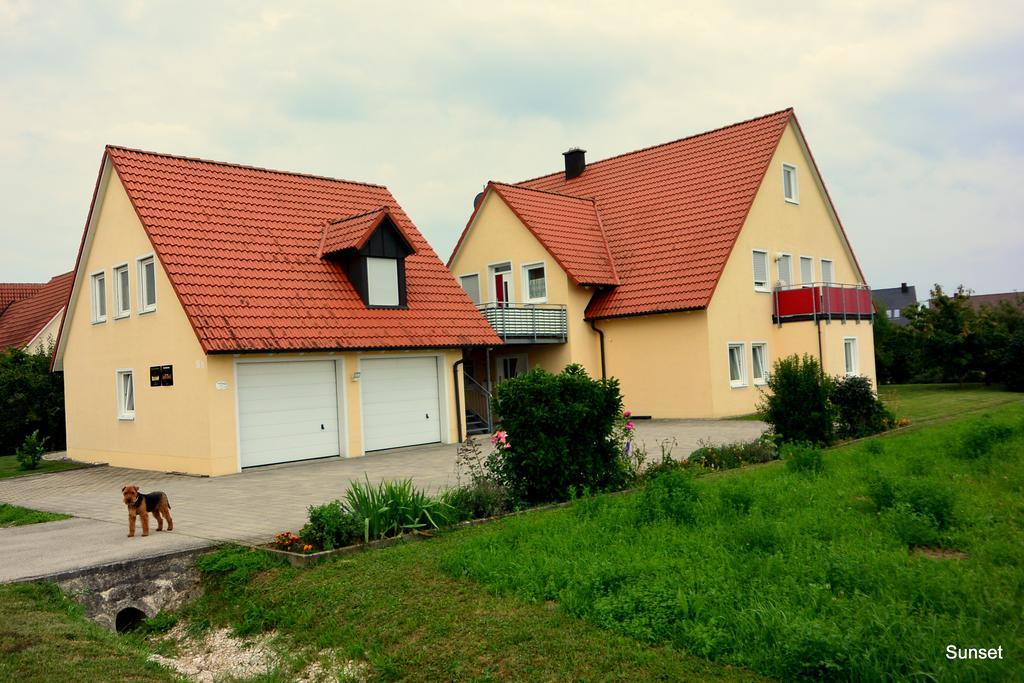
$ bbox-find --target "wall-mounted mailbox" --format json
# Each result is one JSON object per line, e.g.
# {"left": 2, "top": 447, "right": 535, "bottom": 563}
{"left": 150, "top": 366, "right": 162, "bottom": 387}
{"left": 161, "top": 365, "right": 173, "bottom": 386}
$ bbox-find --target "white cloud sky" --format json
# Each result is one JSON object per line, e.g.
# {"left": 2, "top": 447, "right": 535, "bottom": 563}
{"left": 2, "top": 0, "right": 1022, "bottom": 297}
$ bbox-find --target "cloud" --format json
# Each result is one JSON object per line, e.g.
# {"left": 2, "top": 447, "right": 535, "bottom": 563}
{"left": 1, "top": 0, "right": 1022, "bottom": 296}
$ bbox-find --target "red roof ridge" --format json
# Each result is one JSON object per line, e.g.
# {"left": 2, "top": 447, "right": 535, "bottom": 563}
{"left": 517, "top": 107, "right": 795, "bottom": 185}
{"left": 325, "top": 206, "right": 391, "bottom": 226}
{"left": 487, "top": 180, "right": 594, "bottom": 203}
{"left": 105, "top": 145, "right": 389, "bottom": 190}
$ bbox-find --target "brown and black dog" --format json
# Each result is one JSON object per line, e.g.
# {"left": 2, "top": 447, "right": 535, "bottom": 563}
{"left": 121, "top": 485, "right": 173, "bottom": 537}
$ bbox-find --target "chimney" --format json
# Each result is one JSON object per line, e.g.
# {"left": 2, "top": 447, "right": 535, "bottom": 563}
{"left": 901, "top": 282, "right": 908, "bottom": 293}
{"left": 563, "top": 148, "right": 586, "bottom": 180}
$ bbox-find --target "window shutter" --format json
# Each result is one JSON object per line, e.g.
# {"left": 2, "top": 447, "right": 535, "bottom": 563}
{"left": 821, "top": 260, "right": 834, "bottom": 284}
{"left": 778, "top": 255, "right": 792, "bottom": 286}
{"left": 800, "top": 257, "right": 813, "bottom": 284}
{"left": 752, "top": 251, "right": 768, "bottom": 288}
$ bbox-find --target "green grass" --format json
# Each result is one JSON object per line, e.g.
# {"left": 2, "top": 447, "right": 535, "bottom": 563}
{"left": 441, "top": 405, "right": 1024, "bottom": 681}
{"left": 176, "top": 544, "right": 762, "bottom": 681}
{"left": 0, "top": 455, "right": 87, "bottom": 479}
{"left": 0, "top": 583, "right": 176, "bottom": 683}
{"left": 880, "top": 383, "right": 1022, "bottom": 424}
{"left": 0, "top": 503, "right": 68, "bottom": 527}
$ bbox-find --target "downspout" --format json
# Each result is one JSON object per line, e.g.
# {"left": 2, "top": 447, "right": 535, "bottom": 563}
{"left": 589, "top": 319, "right": 606, "bottom": 379}
{"left": 453, "top": 357, "right": 465, "bottom": 443}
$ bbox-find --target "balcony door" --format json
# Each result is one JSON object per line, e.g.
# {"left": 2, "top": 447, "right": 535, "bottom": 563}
{"left": 491, "top": 262, "right": 512, "bottom": 308}
{"left": 497, "top": 353, "right": 528, "bottom": 382}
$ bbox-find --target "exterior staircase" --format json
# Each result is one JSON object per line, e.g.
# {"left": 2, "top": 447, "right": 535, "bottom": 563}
{"left": 465, "top": 410, "right": 490, "bottom": 436}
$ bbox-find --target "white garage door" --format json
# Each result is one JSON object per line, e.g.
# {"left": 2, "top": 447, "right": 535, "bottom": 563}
{"left": 361, "top": 357, "right": 441, "bottom": 451}
{"left": 237, "top": 361, "right": 340, "bottom": 468}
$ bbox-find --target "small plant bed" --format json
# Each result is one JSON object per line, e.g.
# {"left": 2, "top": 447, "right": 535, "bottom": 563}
{"left": 441, "top": 405, "right": 1024, "bottom": 681}
{"left": 0, "top": 455, "right": 87, "bottom": 479}
{"left": 0, "top": 503, "right": 69, "bottom": 527}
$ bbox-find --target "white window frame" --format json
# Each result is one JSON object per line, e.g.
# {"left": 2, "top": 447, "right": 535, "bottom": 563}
{"left": 843, "top": 337, "right": 859, "bottom": 376}
{"left": 116, "top": 368, "right": 135, "bottom": 420}
{"left": 782, "top": 163, "right": 799, "bottom": 204}
{"left": 820, "top": 258, "right": 835, "bottom": 284}
{"left": 799, "top": 255, "right": 814, "bottom": 286}
{"left": 521, "top": 262, "right": 548, "bottom": 303}
{"left": 136, "top": 254, "right": 157, "bottom": 314}
{"left": 751, "top": 342, "right": 768, "bottom": 386}
{"left": 776, "top": 252, "right": 793, "bottom": 287}
{"left": 752, "top": 249, "right": 770, "bottom": 293}
{"left": 90, "top": 270, "right": 107, "bottom": 324}
{"left": 366, "top": 257, "right": 400, "bottom": 307}
{"left": 112, "top": 262, "right": 131, "bottom": 319}
{"left": 892, "top": 308, "right": 900, "bottom": 319}
{"left": 727, "top": 342, "right": 748, "bottom": 388}
{"left": 458, "top": 273, "right": 481, "bottom": 305}
{"left": 488, "top": 261, "right": 513, "bottom": 304}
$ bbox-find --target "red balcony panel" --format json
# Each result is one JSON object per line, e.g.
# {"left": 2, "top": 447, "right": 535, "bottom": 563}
{"left": 773, "top": 284, "right": 873, "bottom": 321}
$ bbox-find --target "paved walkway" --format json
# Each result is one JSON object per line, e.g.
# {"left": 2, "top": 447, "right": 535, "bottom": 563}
{"left": 0, "top": 419, "right": 763, "bottom": 582}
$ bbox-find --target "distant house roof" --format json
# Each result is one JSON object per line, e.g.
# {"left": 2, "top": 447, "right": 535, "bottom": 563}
{"left": 58, "top": 147, "right": 499, "bottom": 356}
{"left": 966, "top": 292, "right": 1024, "bottom": 311}
{"left": 451, "top": 108, "right": 862, "bottom": 319}
{"left": 0, "top": 283, "right": 44, "bottom": 316}
{"left": 0, "top": 272, "right": 74, "bottom": 349}
{"left": 873, "top": 285, "right": 919, "bottom": 312}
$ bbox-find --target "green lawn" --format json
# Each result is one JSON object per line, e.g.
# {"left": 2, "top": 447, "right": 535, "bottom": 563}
{"left": 0, "top": 583, "right": 176, "bottom": 683}
{"left": 0, "top": 503, "right": 68, "bottom": 528}
{"left": 440, "top": 404, "right": 1024, "bottom": 680}
{"left": 0, "top": 455, "right": 88, "bottom": 479}
{"left": 880, "top": 383, "right": 1022, "bottom": 424}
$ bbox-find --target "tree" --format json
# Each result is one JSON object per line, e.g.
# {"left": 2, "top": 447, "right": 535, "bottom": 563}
{"left": 0, "top": 346, "right": 66, "bottom": 455}
{"left": 872, "top": 301, "right": 918, "bottom": 384}
{"left": 904, "top": 285, "right": 981, "bottom": 384}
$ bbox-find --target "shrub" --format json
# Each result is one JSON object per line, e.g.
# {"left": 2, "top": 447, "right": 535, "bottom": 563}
{"left": 882, "top": 504, "right": 942, "bottom": 547}
{"left": 783, "top": 442, "right": 825, "bottom": 474}
{"left": 758, "top": 354, "right": 835, "bottom": 445}
{"left": 830, "top": 375, "right": 892, "bottom": 439}
{"left": 0, "top": 346, "right": 65, "bottom": 455}
{"left": 442, "top": 479, "right": 512, "bottom": 521}
{"left": 899, "top": 480, "right": 955, "bottom": 530}
{"left": 637, "top": 469, "right": 701, "bottom": 525}
{"left": 300, "top": 501, "right": 362, "bottom": 550}
{"left": 15, "top": 430, "right": 45, "bottom": 471}
{"left": 344, "top": 477, "right": 453, "bottom": 543}
{"left": 865, "top": 471, "right": 896, "bottom": 511}
{"left": 490, "top": 365, "right": 627, "bottom": 503}
{"left": 686, "top": 436, "right": 778, "bottom": 471}
{"left": 955, "top": 419, "right": 1014, "bottom": 459}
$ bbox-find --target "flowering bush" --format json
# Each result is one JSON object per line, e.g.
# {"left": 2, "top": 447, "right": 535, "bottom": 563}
{"left": 272, "top": 531, "right": 303, "bottom": 551}
{"left": 489, "top": 364, "right": 629, "bottom": 503}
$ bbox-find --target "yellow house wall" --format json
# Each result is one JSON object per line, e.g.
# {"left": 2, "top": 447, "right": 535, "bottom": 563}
{"left": 599, "top": 310, "right": 713, "bottom": 417}
{"left": 448, "top": 191, "right": 602, "bottom": 379}
{"left": 62, "top": 171, "right": 221, "bottom": 475}
{"left": 706, "top": 120, "right": 877, "bottom": 416}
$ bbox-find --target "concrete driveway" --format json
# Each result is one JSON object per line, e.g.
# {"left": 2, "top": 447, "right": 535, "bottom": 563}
{"left": 0, "top": 418, "right": 763, "bottom": 582}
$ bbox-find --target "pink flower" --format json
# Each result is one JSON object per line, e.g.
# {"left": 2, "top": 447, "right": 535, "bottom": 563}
{"left": 623, "top": 410, "right": 632, "bottom": 418}
{"left": 491, "top": 430, "right": 508, "bottom": 445}
{"left": 626, "top": 421, "right": 635, "bottom": 431}
{"left": 503, "top": 442, "right": 511, "bottom": 449}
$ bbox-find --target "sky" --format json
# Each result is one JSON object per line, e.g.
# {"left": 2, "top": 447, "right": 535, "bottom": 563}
{"left": 2, "top": 0, "right": 1022, "bottom": 298}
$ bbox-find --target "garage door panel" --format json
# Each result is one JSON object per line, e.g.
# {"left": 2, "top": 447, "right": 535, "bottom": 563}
{"left": 361, "top": 357, "right": 441, "bottom": 452}
{"left": 237, "top": 361, "right": 341, "bottom": 468}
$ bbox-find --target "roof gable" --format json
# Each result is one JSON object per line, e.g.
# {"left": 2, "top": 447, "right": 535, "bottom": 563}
{"left": 56, "top": 147, "right": 498, "bottom": 359}
{"left": 0, "top": 272, "right": 74, "bottom": 349}
{"left": 518, "top": 109, "right": 795, "bottom": 318}
{"left": 318, "top": 208, "right": 415, "bottom": 259}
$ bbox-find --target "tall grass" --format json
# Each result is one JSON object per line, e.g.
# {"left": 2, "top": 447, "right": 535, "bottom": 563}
{"left": 440, "top": 405, "right": 1024, "bottom": 681}
{"left": 344, "top": 477, "right": 453, "bottom": 543}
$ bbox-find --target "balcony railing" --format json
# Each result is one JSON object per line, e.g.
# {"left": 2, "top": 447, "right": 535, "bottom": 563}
{"left": 477, "top": 302, "right": 568, "bottom": 343}
{"left": 773, "top": 283, "right": 874, "bottom": 324}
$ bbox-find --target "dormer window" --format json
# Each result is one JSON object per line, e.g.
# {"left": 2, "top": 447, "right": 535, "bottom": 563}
{"left": 366, "top": 257, "right": 400, "bottom": 306}
{"left": 318, "top": 207, "right": 414, "bottom": 309}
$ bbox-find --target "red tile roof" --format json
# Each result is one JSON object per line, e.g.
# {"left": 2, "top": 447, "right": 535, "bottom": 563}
{"left": 512, "top": 109, "right": 798, "bottom": 319}
{"left": 75, "top": 147, "right": 499, "bottom": 352}
{"left": 0, "top": 272, "right": 74, "bottom": 349}
{"left": 0, "top": 283, "right": 44, "bottom": 315}
{"left": 486, "top": 183, "right": 618, "bottom": 286}
{"left": 318, "top": 207, "right": 413, "bottom": 258}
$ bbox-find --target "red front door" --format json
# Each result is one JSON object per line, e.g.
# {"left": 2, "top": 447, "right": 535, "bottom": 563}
{"left": 493, "top": 267, "right": 511, "bottom": 307}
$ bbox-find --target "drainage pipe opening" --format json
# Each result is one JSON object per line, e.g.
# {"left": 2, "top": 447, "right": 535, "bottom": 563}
{"left": 115, "top": 606, "right": 147, "bottom": 633}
